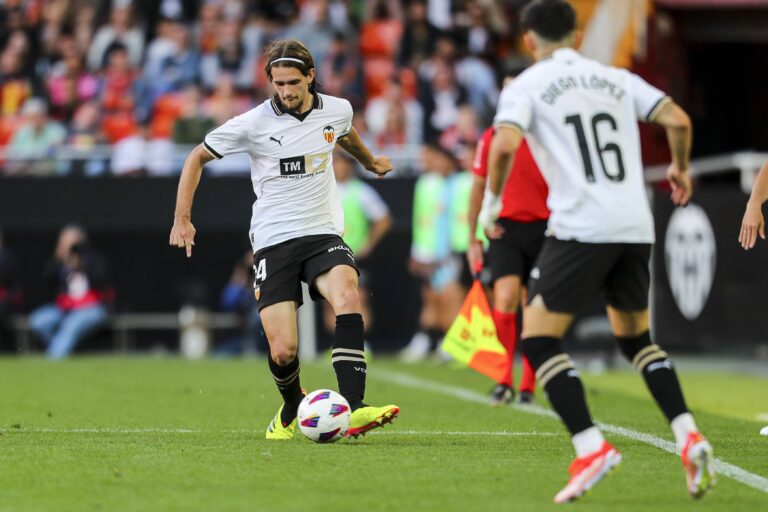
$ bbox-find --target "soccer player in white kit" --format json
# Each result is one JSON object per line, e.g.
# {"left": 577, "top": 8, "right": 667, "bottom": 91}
{"left": 480, "top": 0, "right": 714, "bottom": 503}
{"left": 170, "top": 40, "right": 399, "bottom": 440}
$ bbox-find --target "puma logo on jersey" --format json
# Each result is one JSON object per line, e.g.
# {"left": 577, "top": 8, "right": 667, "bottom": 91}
{"left": 270, "top": 136, "right": 283, "bottom": 146}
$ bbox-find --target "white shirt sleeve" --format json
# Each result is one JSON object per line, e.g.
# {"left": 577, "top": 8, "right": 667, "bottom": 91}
{"left": 628, "top": 73, "right": 670, "bottom": 122}
{"left": 203, "top": 113, "right": 250, "bottom": 159}
{"left": 339, "top": 99, "right": 353, "bottom": 138}
{"left": 359, "top": 182, "right": 390, "bottom": 220}
{"left": 493, "top": 81, "right": 533, "bottom": 132}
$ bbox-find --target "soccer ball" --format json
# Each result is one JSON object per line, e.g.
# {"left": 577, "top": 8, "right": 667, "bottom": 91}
{"left": 297, "top": 389, "right": 351, "bottom": 443}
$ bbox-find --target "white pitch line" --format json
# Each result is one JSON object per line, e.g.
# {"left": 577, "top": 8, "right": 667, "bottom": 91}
{"left": 373, "top": 369, "right": 768, "bottom": 495}
{"left": 368, "top": 430, "right": 558, "bottom": 437}
{"left": 0, "top": 428, "right": 556, "bottom": 437}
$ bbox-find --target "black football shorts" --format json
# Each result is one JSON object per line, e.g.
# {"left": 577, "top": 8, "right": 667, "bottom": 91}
{"left": 487, "top": 219, "right": 547, "bottom": 285}
{"left": 526, "top": 238, "right": 651, "bottom": 313}
{"left": 252, "top": 234, "right": 358, "bottom": 311}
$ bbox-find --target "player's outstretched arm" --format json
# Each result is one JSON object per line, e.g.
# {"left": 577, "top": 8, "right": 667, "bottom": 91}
{"left": 170, "top": 144, "right": 214, "bottom": 258}
{"left": 739, "top": 160, "right": 768, "bottom": 250}
{"left": 337, "top": 128, "right": 393, "bottom": 178}
{"left": 653, "top": 101, "right": 693, "bottom": 206}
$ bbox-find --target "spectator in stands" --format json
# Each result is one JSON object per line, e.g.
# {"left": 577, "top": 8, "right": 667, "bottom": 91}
{"left": 29, "top": 225, "right": 113, "bottom": 359}
{"left": 0, "top": 45, "right": 35, "bottom": 116}
{"left": 5, "top": 97, "right": 67, "bottom": 176}
{"left": 317, "top": 32, "right": 363, "bottom": 108}
{"left": 283, "top": 0, "right": 338, "bottom": 72}
{"left": 199, "top": 19, "right": 255, "bottom": 91}
{"left": 0, "top": 226, "right": 23, "bottom": 350}
{"left": 216, "top": 251, "right": 266, "bottom": 356}
{"left": 201, "top": 72, "right": 251, "bottom": 125}
{"left": 419, "top": 58, "right": 469, "bottom": 143}
{"left": 98, "top": 43, "right": 144, "bottom": 176}
{"left": 439, "top": 104, "right": 480, "bottom": 153}
{"left": 398, "top": 0, "right": 442, "bottom": 69}
{"left": 66, "top": 100, "right": 108, "bottom": 176}
{"left": 172, "top": 84, "right": 215, "bottom": 145}
{"left": 366, "top": 76, "right": 423, "bottom": 146}
{"left": 456, "top": 0, "right": 503, "bottom": 59}
{"left": 87, "top": 1, "right": 144, "bottom": 72}
{"left": 47, "top": 43, "right": 99, "bottom": 123}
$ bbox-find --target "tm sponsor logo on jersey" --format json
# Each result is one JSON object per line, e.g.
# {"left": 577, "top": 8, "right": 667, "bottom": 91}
{"left": 279, "top": 151, "right": 331, "bottom": 178}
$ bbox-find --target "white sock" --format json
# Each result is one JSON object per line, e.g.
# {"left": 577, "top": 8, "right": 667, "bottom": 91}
{"left": 572, "top": 426, "right": 605, "bottom": 457}
{"left": 671, "top": 412, "right": 698, "bottom": 450}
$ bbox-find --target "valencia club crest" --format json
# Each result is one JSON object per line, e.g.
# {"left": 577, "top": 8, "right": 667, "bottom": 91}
{"left": 323, "top": 125, "right": 335, "bottom": 143}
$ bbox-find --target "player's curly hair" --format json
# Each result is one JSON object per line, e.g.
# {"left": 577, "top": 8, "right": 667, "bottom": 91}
{"left": 264, "top": 39, "right": 321, "bottom": 93}
{"left": 521, "top": 0, "right": 577, "bottom": 42}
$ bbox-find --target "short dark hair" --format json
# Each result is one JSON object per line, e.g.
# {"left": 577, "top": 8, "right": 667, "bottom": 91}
{"left": 264, "top": 39, "right": 320, "bottom": 93}
{"left": 521, "top": 0, "right": 577, "bottom": 42}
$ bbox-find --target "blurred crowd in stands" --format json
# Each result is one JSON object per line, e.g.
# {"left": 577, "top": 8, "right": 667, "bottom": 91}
{"left": 0, "top": 0, "right": 532, "bottom": 176}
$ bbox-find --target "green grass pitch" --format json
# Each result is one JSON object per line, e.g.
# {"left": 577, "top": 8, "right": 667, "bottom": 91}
{"left": 1, "top": 357, "right": 766, "bottom": 511}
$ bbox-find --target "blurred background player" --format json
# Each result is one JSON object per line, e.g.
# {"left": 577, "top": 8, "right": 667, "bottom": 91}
{"left": 170, "top": 39, "right": 398, "bottom": 440}
{"left": 29, "top": 224, "right": 112, "bottom": 359}
{"left": 401, "top": 143, "right": 470, "bottom": 361}
{"left": 467, "top": 85, "right": 549, "bottom": 405}
{"left": 739, "top": 159, "right": 768, "bottom": 250}
{"left": 216, "top": 250, "right": 267, "bottom": 357}
{"left": 483, "top": 0, "right": 713, "bottom": 502}
{"left": 322, "top": 150, "right": 392, "bottom": 351}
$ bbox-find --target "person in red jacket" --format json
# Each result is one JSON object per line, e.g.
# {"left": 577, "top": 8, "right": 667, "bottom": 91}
{"left": 467, "top": 124, "right": 549, "bottom": 405}
{"left": 28, "top": 225, "right": 113, "bottom": 359}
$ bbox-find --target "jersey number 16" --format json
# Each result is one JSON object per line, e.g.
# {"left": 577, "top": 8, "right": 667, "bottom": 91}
{"left": 565, "top": 112, "right": 626, "bottom": 183}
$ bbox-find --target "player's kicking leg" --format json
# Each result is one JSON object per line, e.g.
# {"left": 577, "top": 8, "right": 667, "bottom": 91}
{"left": 609, "top": 306, "right": 715, "bottom": 498}
{"left": 261, "top": 301, "right": 306, "bottom": 440}
{"left": 313, "top": 263, "right": 399, "bottom": 438}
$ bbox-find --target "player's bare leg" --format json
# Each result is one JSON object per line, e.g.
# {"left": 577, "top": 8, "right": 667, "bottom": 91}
{"left": 521, "top": 300, "right": 621, "bottom": 503}
{"left": 314, "top": 265, "right": 399, "bottom": 437}
{"left": 261, "top": 301, "right": 305, "bottom": 439}
{"left": 608, "top": 307, "right": 715, "bottom": 498}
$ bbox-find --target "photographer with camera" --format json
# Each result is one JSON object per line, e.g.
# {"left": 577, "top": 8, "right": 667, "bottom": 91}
{"left": 29, "top": 225, "right": 113, "bottom": 359}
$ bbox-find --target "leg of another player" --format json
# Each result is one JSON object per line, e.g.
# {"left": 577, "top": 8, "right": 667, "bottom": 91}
{"left": 491, "top": 275, "right": 521, "bottom": 403}
{"left": 261, "top": 301, "right": 304, "bottom": 428}
{"left": 608, "top": 307, "right": 715, "bottom": 497}
{"left": 313, "top": 265, "right": 366, "bottom": 410}
{"left": 516, "top": 286, "right": 537, "bottom": 400}
{"left": 522, "top": 303, "right": 622, "bottom": 503}
{"left": 521, "top": 304, "right": 598, "bottom": 443}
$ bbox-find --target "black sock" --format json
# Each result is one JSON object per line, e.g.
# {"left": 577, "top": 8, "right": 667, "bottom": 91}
{"left": 522, "top": 336, "right": 594, "bottom": 435}
{"left": 268, "top": 354, "right": 303, "bottom": 426}
{"left": 332, "top": 313, "right": 366, "bottom": 410}
{"left": 617, "top": 331, "right": 689, "bottom": 422}
{"left": 426, "top": 328, "right": 443, "bottom": 351}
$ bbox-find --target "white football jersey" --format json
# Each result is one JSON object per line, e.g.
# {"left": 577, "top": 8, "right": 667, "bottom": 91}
{"left": 203, "top": 93, "right": 353, "bottom": 252}
{"left": 494, "top": 48, "right": 669, "bottom": 243}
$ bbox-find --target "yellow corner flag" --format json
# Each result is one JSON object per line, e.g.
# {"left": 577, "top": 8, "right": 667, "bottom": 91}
{"left": 442, "top": 280, "right": 509, "bottom": 382}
